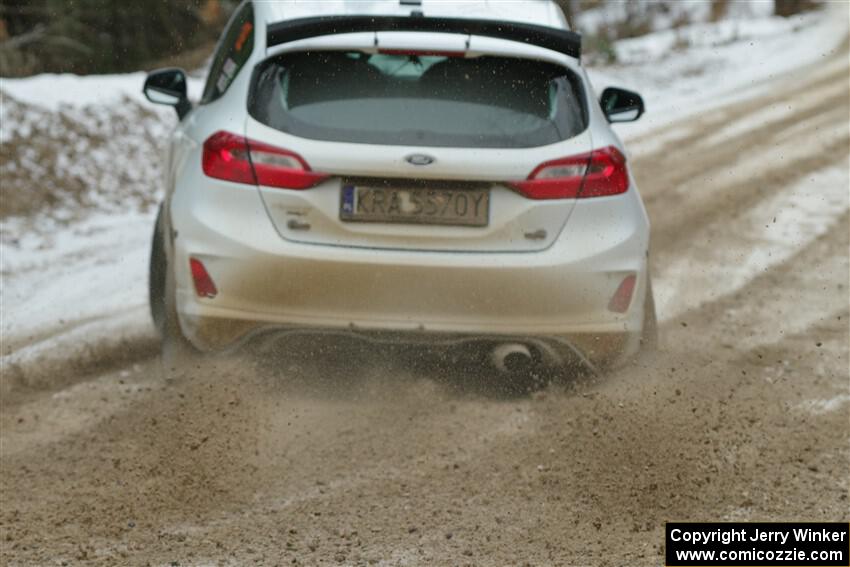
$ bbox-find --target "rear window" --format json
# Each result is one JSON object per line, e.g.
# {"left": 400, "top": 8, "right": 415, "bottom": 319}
{"left": 248, "top": 51, "right": 587, "bottom": 148}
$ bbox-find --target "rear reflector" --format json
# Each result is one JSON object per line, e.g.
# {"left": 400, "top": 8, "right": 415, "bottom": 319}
{"left": 202, "top": 130, "right": 329, "bottom": 190}
{"left": 608, "top": 274, "right": 636, "bottom": 313}
{"left": 189, "top": 258, "right": 217, "bottom": 298}
{"left": 508, "top": 146, "right": 629, "bottom": 200}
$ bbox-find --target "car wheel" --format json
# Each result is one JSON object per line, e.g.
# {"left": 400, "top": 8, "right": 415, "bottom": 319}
{"left": 149, "top": 206, "right": 166, "bottom": 335}
{"left": 150, "top": 205, "right": 198, "bottom": 375}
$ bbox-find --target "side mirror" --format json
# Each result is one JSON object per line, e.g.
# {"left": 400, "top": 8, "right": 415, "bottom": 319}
{"left": 600, "top": 87, "right": 645, "bottom": 123}
{"left": 143, "top": 68, "right": 191, "bottom": 119}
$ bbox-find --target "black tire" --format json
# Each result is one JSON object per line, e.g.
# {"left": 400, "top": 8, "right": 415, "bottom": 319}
{"left": 641, "top": 279, "right": 659, "bottom": 352}
{"left": 149, "top": 206, "right": 167, "bottom": 335}
{"left": 150, "top": 204, "right": 198, "bottom": 375}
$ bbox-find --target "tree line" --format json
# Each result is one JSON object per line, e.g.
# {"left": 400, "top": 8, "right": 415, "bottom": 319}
{"left": 0, "top": 0, "right": 821, "bottom": 77}
{"left": 0, "top": 0, "right": 233, "bottom": 76}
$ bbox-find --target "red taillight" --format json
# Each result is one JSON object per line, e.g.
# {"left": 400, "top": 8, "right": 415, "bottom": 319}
{"left": 581, "top": 146, "right": 629, "bottom": 198}
{"left": 189, "top": 258, "right": 217, "bottom": 298}
{"left": 508, "top": 154, "right": 589, "bottom": 199}
{"left": 247, "top": 138, "right": 329, "bottom": 190}
{"left": 608, "top": 274, "right": 636, "bottom": 313}
{"left": 202, "top": 131, "right": 328, "bottom": 190}
{"left": 508, "top": 146, "right": 629, "bottom": 200}
{"left": 202, "top": 131, "right": 255, "bottom": 184}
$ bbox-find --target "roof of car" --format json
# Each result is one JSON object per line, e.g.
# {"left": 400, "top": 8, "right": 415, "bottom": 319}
{"left": 253, "top": 0, "right": 568, "bottom": 31}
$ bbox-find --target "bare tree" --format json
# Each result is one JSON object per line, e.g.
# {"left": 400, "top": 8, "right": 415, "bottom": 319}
{"left": 0, "top": 0, "right": 228, "bottom": 76}
{"left": 774, "top": 0, "right": 814, "bottom": 17}
{"left": 710, "top": 0, "right": 730, "bottom": 22}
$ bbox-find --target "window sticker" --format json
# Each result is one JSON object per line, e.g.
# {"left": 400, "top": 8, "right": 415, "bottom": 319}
{"left": 235, "top": 22, "right": 253, "bottom": 52}
{"left": 222, "top": 58, "right": 237, "bottom": 79}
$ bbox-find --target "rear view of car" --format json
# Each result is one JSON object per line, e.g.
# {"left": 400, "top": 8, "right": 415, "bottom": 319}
{"left": 144, "top": 0, "right": 655, "bottom": 381}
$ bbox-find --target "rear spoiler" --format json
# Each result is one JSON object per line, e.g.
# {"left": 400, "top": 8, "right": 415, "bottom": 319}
{"left": 267, "top": 15, "right": 581, "bottom": 61}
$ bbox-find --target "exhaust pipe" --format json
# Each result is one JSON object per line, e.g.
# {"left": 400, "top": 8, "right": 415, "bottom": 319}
{"left": 490, "top": 343, "right": 534, "bottom": 374}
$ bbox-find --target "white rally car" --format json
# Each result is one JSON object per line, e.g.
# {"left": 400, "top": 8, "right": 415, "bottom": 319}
{"left": 144, "top": 0, "right": 655, "bottom": 379}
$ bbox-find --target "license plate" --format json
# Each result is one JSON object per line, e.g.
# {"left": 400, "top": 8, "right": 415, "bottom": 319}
{"left": 339, "top": 185, "right": 489, "bottom": 227}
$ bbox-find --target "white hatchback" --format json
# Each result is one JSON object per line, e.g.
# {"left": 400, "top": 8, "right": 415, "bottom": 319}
{"left": 144, "top": 0, "right": 655, "bottom": 378}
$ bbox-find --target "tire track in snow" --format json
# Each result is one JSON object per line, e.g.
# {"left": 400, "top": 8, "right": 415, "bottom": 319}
{"left": 663, "top": 210, "right": 849, "bottom": 353}
{"left": 634, "top": 57, "right": 849, "bottom": 323}
{"left": 653, "top": 165, "right": 849, "bottom": 321}
{"left": 625, "top": 55, "right": 849, "bottom": 155}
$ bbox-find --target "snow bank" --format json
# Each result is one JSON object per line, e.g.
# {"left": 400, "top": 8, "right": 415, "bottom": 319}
{"left": 0, "top": 211, "right": 158, "bottom": 389}
{"left": 0, "top": 72, "right": 205, "bottom": 113}
{"left": 575, "top": 0, "right": 774, "bottom": 37}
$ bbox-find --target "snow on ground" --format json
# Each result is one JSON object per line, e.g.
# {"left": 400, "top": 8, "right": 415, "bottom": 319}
{"left": 0, "top": 4, "right": 847, "bottom": 382}
{"left": 0, "top": 211, "right": 156, "bottom": 390}
{"left": 1, "top": 211, "right": 153, "bottom": 350}
{"left": 0, "top": 72, "right": 205, "bottom": 116}
{"left": 574, "top": 0, "right": 775, "bottom": 38}
{"left": 587, "top": 1, "right": 848, "bottom": 140}
{"left": 0, "top": 93, "right": 169, "bottom": 220}
{"left": 655, "top": 163, "right": 850, "bottom": 323}
{"left": 799, "top": 394, "right": 850, "bottom": 415}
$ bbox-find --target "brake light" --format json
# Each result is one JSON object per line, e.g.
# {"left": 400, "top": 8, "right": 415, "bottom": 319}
{"left": 378, "top": 49, "right": 466, "bottom": 57}
{"left": 508, "top": 146, "right": 629, "bottom": 200}
{"left": 202, "top": 131, "right": 255, "bottom": 184}
{"left": 581, "top": 146, "right": 630, "bottom": 198}
{"left": 202, "top": 131, "right": 329, "bottom": 190}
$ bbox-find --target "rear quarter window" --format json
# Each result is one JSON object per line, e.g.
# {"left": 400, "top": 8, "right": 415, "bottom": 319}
{"left": 201, "top": 3, "right": 254, "bottom": 104}
{"left": 248, "top": 51, "right": 587, "bottom": 148}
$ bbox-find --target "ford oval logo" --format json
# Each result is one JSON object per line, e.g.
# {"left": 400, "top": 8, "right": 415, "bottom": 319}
{"left": 405, "top": 153, "right": 435, "bottom": 166}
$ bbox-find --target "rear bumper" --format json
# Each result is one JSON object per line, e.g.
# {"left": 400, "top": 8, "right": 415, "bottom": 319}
{"left": 186, "top": 319, "right": 637, "bottom": 369}
{"left": 169, "top": 177, "right": 650, "bottom": 365}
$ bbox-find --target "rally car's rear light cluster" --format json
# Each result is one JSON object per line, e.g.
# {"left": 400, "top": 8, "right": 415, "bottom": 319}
{"left": 204, "top": 132, "right": 628, "bottom": 199}
{"left": 509, "top": 146, "right": 629, "bottom": 200}
{"left": 202, "top": 130, "right": 329, "bottom": 190}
